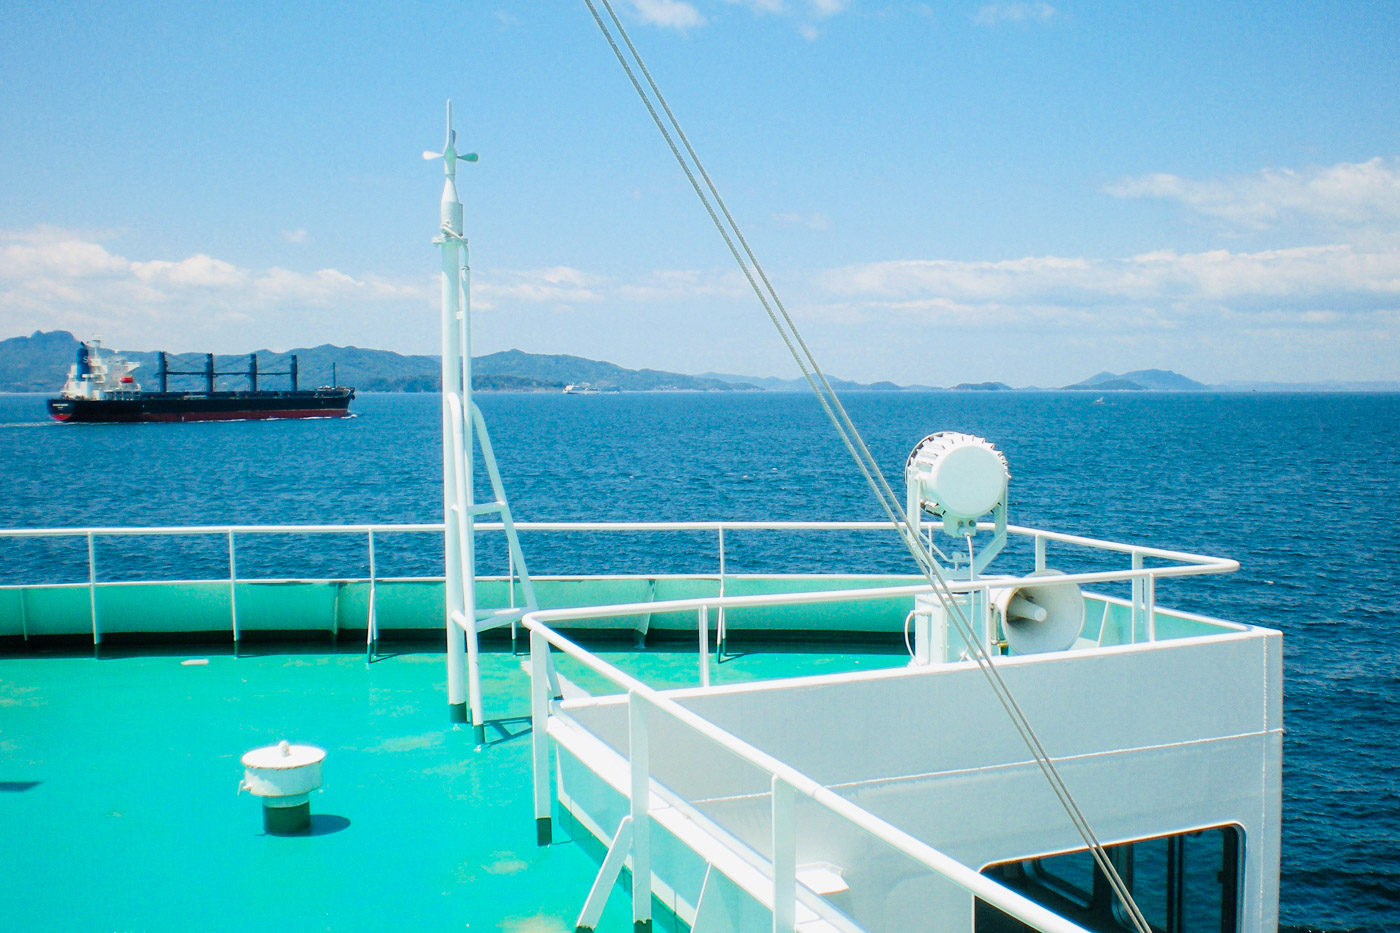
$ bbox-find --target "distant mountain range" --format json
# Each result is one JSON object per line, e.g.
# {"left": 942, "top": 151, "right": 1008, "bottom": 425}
{"left": 0, "top": 331, "right": 756, "bottom": 393}
{"left": 1063, "top": 369, "right": 1208, "bottom": 391}
{"left": 2, "top": 331, "right": 1395, "bottom": 394}
{"left": 700, "top": 371, "right": 904, "bottom": 392}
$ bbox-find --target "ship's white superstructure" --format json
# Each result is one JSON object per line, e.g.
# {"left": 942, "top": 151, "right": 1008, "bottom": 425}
{"left": 57, "top": 340, "right": 142, "bottom": 400}
{"left": 522, "top": 430, "right": 1281, "bottom": 933}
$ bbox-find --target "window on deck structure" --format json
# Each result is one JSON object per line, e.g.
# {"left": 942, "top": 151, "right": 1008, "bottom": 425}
{"left": 975, "top": 824, "right": 1242, "bottom": 933}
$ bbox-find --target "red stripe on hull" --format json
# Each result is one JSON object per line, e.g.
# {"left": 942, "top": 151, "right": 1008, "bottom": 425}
{"left": 138, "top": 409, "right": 352, "bottom": 423}
{"left": 49, "top": 412, "right": 72, "bottom": 422}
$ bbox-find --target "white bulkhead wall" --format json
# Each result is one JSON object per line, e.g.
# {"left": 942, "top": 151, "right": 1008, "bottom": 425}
{"left": 564, "top": 628, "right": 1282, "bottom": 932}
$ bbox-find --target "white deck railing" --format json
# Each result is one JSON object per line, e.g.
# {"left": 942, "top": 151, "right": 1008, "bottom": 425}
{"left": 0, "top": 520, "right": 1237, "bottom": 658}
{"left": 511, "top": 530, "right": 1239, "bottom": 932}
{"left": 525, "top": 601, "right": 1116, "bottom": 933}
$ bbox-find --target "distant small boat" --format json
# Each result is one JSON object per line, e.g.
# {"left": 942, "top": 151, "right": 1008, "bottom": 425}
{"left": 1092, "top": 396, "right": 1106, "bottom": 405}
{"left": 563, "top": 383, "right": 601, "bottom": 395}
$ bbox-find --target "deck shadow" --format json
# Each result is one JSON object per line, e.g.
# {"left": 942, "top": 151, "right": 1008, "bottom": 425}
{"left": 484, "top": 716, "right": 532, "bottom": 746}
{"left": 260, "top": 814, "right": 351, "bottom": 837}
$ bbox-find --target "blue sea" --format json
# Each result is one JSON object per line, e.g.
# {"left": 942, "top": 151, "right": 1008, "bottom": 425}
{"left": 1, "top": 389, "right": 1397, "bottom": 930}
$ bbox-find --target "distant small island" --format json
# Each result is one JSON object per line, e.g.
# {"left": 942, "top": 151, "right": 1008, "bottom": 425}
{"left": 1, "top": 331, "right": 1395, "bottom": 394}
{"left": 1062, "top": 369, "right": 1206, "bottom": 392}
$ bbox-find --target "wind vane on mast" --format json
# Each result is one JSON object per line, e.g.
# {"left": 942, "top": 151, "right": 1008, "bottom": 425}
{"left": 426, "top": 99, "right": 538, "bottom": 747}
{"left": 423, "top": 101, "right": 478, "bottom": 238}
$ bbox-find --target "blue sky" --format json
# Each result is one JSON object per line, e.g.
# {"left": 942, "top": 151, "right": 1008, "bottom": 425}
{"left": 2, "top": 1, "right": 1398, "bottom": 385}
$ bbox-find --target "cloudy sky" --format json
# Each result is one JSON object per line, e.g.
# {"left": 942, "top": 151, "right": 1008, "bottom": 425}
{"left": 2, "top": 1, "right": 1398, "bottom": 385}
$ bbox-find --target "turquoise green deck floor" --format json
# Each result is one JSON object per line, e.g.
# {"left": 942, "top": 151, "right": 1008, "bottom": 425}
{"left": 0, "top": 643, "right": 905, "bottom": 932}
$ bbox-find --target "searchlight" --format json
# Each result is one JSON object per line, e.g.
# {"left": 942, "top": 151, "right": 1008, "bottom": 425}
{"left": 904, "top": 432, "right": 1084, "bottom": 661}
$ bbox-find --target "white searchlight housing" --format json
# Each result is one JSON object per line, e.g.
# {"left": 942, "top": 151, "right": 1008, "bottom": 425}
{"left": 903, "top": 432, "right": 1088, "bottom": 664}
{"left": 905, "top": 431, "right": 1009, "bottom": 536}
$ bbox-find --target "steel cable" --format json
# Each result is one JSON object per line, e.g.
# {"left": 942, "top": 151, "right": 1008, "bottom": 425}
{"left": 582, "top": 4, "right": 1151, "bottom": 931}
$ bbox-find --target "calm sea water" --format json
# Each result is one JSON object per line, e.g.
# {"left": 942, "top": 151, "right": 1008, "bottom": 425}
{"left": 1, "top": 389, "right": 1397, "bottom": 929}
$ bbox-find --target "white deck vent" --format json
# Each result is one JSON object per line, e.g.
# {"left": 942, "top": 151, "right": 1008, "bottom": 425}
{"left": 240, "top": 740, "right": 325, "bottom": 835}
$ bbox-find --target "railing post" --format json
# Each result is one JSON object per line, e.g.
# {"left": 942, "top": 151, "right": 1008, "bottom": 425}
{"left": 508, "top": 547, "right": 518, "bottom": 654}
{"left": 366, "top": 530, "right": 377, "bottom": 662}
{"left": 699, "top": 605, "right": 710, "bottom": 688}
{"left": 1034, "top": 534, "right": 1046, "bottom": 572}
{"left": 717, "top": 526, "right": 727, "bottom": 659}
{"left": 464, "top": 609, "right": 486, "bottom": 745}
{"left": 1131, "top": 551, "right": 1144, "bottom": 643}
{"left": 228, "top": 530, "right": 240, "bottom": 646}
{"left": 771, "top": 775, "right": 796, "bottom": 933}
{"left": 530, "top": 628, "right": 553, "bottom": 846}
{"left": 1146, "top": 571, "right": 1157, "bottom": 642}
{"left": 629, "top": 691, "right": 652, "bottom": 932}
{"left": 86, "top": 532, "right": 99, "bottom": 647}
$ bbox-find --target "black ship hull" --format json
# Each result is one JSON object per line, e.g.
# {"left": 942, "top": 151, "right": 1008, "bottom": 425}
{"left": 47, "top": 389, "right": 355, "bottom": 423}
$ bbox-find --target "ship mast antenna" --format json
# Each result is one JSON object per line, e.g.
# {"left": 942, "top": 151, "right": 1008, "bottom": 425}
{"left": 426, "top": 100, "right": 536, "bottom": 744}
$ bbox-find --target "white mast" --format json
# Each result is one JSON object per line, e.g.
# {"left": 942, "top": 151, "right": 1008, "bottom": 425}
{"left": 426, "top": 101, "right": 537, "bottom": 743}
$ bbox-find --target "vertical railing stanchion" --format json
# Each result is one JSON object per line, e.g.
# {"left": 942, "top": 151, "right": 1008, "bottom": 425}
{"left": 1131, "top": 551, "right": 1144, "bottom": 643}
{"left": 86, "top": 532, "right": 99, "bottom": 647}
{"left": 509, "top": 547, "right": 518, "bottom": 655}
{"left": 717, "top": 526, "right": 727, "bottom": 660}
{"left": 366, "top": 530, "right": 378, "bottom": 662}
{"left": 462, "top": 609, "right": 486, "bottom": 745}
{"left": 771, "top": 775, "right": 796, "bottom": 933}
{"left": 699, "top": 605, "right": 710, "bottom": 687}
{"left": 982, "top": 583, "right": 995, "bottom": 657}
{"left": 530, "top": 628, "right": 552, "bottom": 846}
{"left": 1034, "top": 534, "right": 1046, "bottom": 572}
{"left": 1146, "top": 570, "right": 1157, "bottom": 642}
{"left": 228, "top": 530, "right": 240, "bottom": 647}
{"left": 629, "top": 691, "right": 652, "bottom": 931}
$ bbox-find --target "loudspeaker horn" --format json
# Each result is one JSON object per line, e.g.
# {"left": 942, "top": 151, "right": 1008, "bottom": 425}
{"left": 993, "top": 569, "right": 1085, "bottom": 655}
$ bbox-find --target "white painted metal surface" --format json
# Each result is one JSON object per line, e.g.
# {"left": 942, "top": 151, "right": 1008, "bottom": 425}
{"left": 992, "top": 570, "right": 1085, "bottom": 655}
{"left": 905, "top": 432, "right": 1009, "bottom": 537}
{"left": 0, "top": 520, "right": 1243, "bottom": 654}
{"left": 239, "top": 740, "right": 325, "bottom": 805}
{"left": 523, "top": 558, "right": 1282, "bottom": 933}
{"left": 426, "top": 101, "right": 537, "bottom": 736}
{"left": 56, "top": 339, "right": 143, "bottom": 401}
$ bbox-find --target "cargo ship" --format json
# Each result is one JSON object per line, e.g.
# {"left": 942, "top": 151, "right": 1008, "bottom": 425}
{"left": 46, "top": 340, "right": 354, "bottom": 423}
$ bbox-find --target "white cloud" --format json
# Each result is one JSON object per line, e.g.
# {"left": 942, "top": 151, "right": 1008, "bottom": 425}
{"left": 727, "top": 0, "right": 786, "bottom": 13}
{"left": 0, "top": 227, "right": 433, "bottom": 351}
{"left": 281, "top": 228, "right": 309, "bottom": 244}
{"left": 625, "top": 0, "right": 706, "bottom": 29}
{"left": 817, "top": 243, "right": 1400, "bottom": 322}
{"left": 724, "top": 0, "right": 851, "bottom": 35}
{"left": 973, "top": 2, "right": 1055, "bottom": 26}
{"left": 1105, "top": 157, "right": 1400, "bottom": 234}
{"left": 773, "top": 210, "right": 832, "bottom": 230}
{"left": 131, "top": 254, "right": 246, "bottom": 288}
{"left": 615, "top": 268, "right": 747, "bottom": 302}
{"left": 0, "top": 227, "right": 129, "bottom": 278}
{"left": 474, "top": 266, "right": 605, "bottom": 308}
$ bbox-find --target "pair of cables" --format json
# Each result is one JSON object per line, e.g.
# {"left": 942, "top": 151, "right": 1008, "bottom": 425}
{"left": 580, "top": 3, "right": 1151, "bottom": 931}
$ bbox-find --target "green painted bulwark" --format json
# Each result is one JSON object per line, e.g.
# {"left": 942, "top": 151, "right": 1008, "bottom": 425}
{"left": 0, "top": 574, "right": 924, "bottom": 643}
{"left": 0, "top": 574, "right": 1231, "bottom": 647}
